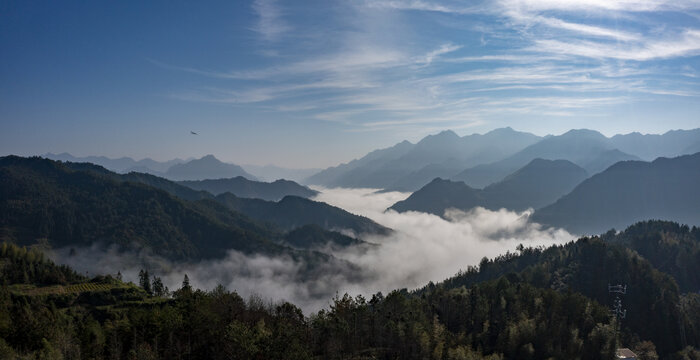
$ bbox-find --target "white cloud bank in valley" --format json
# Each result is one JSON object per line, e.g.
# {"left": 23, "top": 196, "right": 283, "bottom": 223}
{"left": 311, "top": 187, "right": 573, "bottom": 297}
{"left": 53, "top": 187, "right": 575, "bottom": 313}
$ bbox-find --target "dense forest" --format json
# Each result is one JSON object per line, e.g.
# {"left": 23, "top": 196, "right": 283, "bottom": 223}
{"left": 0, "top": 156, "right": 384, "bottom": 261}
{"left": 1, "top": 220, "right": 698, "bottom": 359}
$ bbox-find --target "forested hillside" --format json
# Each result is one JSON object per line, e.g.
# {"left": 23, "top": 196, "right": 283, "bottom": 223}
{"left": 390, "top": 159, "right": 588, "bottom": 215}
{"left": 178, "top": 176, "right": 318, "bottom": 201}
{"left": 1, "top": 220, "right": 698, "bottom": 359}
{"left": 0, "top": 156, "right": 380, "bottom": 261}
{"left": 61, "top": 158, "right": 388, "bottom": 237}
{"left": 532, "top": 153, "right": 700, "bottom": 234}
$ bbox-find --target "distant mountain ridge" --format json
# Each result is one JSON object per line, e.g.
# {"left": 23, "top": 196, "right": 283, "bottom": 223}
{"left": 58, "top": 159, "right": 387, "bottom": 237}
{"left": 165, "top": 155, "right": 257, "bottom": 181}
{"left": 390, "top": 159, "right": 588, "bottom": 215}
{"left": 452, "top": 129, "right": 639, "bottom": 188}
{"left": 307, "top": 127, "right": 700, "bottom": 191}
{"left": 178, "top": 176, "right": 318, "bottom": 201}
{"left": 0, "top": 156, "right": 389, "bottom": 260}
{"left": 0, "top": 156, "right": 278, "bottom": 260}
{"left": 217, "top": 193, "right": 390, "bottom": 236}
{"left": 610, "top": 128, "right": 700, "bottom": 160}
{"left": 242, "top": 164, "right": 321, "bottom": 183}
{"left": 306, "top": 127, "right": 541, "bottom": 190}
{"left": 43, "top": 152, "right": 187, "bottom": 174}
{"left": 531, "top": 152, "right": 700, "bottom": 234}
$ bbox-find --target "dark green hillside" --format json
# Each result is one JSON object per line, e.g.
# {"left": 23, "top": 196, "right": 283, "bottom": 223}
{"left": 179, "top": 176, "right": 318, "bottom": 201}
{"left": 389, "top": 159, "right": 587, "bottom": 215}
{"left": 0, "top": 156, "right": 281, "bottom": 260}
{"left": 1, "top": 221, "right": 699, "bottom": 359}
{"left": 59, "top": 159, "right": 388, "bottom": 237}
{"left": 433, "top": 226, "right": 699, "bottom": 356}
{"left": 604, "top": 221, "right": 700, "bottom": 293}
{"left": 217, "top": 193, "right": 391, "bottom": 235}
{"left": 481, "top": 158, "right": 588, "bottom": 210}
{"left": 283, "top": 224, "right": 366, "bottom": 250}
{"left": 0, "top": 242, "right": 618, "bottom": 360}
{"left": 389, "top": 177, "right": 483, "bottom": 216}
{"left": 532, "top": 153, "right": 700, "bottom": 234}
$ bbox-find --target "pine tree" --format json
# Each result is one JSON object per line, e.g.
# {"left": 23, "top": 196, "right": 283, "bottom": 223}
{"left": 138, "top": 269, "right": 152, "bottom": 295}
{"left": 182, "top": 274, "right": 191, "bottom": 291}
{"left": 152, "top": 276, "right": 167, "bottom": 297}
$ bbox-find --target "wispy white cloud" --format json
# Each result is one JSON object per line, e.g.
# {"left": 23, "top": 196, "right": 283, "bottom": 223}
{"left": 496, "top": 0, "right": 700, "bottom": 13}
{"left": 419, "top": 43, "right": 463, "bottom": 65}
{"left": 251, "top": 0, "right": 291, "bottom": 41}
{"left": 535, "top": 16, "right": 641, "bottom": 41}
{"left": 533, "top": 29, "right": 700, "bottom": 60}
{"left": 363, "top": 0, "right": 481, "bottom": 14}
{"left": 155, "top": 0, "right": 700, "bottom": 135}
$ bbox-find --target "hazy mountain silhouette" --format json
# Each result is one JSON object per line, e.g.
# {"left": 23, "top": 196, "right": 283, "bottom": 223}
{"left": 0, "top": 156, "right": 280, "bottom": 260}
{"left": 306, "top": 128, "right": 540, "bottom": 189}
{"left": 683, "top": 141, "right": 700, "bottom": 154}
{"left": 179, "top": 176, "right": 317, "bottom": 201}
{"left": 305, "top": 139, "right": 414, "bottom": 186}
{"left": 452, "top": 129, "right": 638, "bottom": 188}
{"left": 610, "top": 128, "right": 700, "bottom": 160}
{"left": 165, "top": 154, "right": 257, "bottom": 181}
{"left": 123, "top": 165, "right": 167, "bottom": 177}
{"left": 283, "top": 224, "right": 367, "bottom": 250}
{"left": 531, "top": 152, "right": 700, "bottom": 234}
{"left": 56, "top": 160, "right": 387, "bottom": 237}
{"left": 43, "top": 152, "right": 185, "bottom": 174}
{"left": 480, "top": 159, "right": 588, "bottom": 210}
{"left": 217, "top": 193, "right": 390, "bottom": 235}
{"left": 242, "top": 164, "right": 321, "bottom": 183}
{"left": 386, "top": 159, "right": 467, "bottom": 192}
{"left": 390, "top": 178, "right": 482, "bottom": 215}
{"left": 389, "top": 159, "right": 589, "bottom": 215}
{"left": 0, "top": 156, "right": 380, "bottom": 260}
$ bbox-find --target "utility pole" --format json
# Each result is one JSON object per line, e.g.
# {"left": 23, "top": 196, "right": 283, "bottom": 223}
{"left": 609, "top": 284, "right": 627, "bottom": 346}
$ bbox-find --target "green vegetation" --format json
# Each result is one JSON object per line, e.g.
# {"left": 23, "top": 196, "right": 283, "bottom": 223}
{"left": 532, "top": 152, "right": 700, "bottom": 234}
{"left": 178, "top": 176, "right": 318, "bottom": 201}
{"left": 0, "top": 156, "right": 377, "bottom": 262}
{"left": 1, "top": 220, "right": 698, "bottom": 359}
{"left": 0, "top": 156, "right": 282, "bottom": 260}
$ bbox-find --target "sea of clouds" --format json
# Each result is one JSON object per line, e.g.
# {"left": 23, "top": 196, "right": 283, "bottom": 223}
{"left": 53, "top": 187, "right": 575, "bottom": 313}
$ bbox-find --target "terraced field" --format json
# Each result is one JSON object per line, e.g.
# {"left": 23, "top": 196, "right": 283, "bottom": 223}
{"left": 9, "top": 282, "right": 132, "bottom": 296}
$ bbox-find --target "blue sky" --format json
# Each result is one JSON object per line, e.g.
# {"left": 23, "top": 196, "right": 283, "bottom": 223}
{"left": 2, "top": 0, "right": 699, "bottom": 167}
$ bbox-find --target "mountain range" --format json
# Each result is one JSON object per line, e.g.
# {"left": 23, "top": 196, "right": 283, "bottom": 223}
{"left": 0, "top": 156, "right": 387, "bottom": 260}
{"left": 44, "top": 153, "right": 318, "bottom": 183}
{"left": 216, "top": 193, "right": 389, "bottom": 235}
{"left": 178, "top": 176, "right": 318, "bottom": 201}
{"left": 391, "top": 152, "right": 700, "bottom": 235}
{"left": 390, "top": 158, "right": 588, "bottom": 215}
{"left": 451, "top": 129, "right": 639, "bottom": 188}
{"left": 165, "top": 154, "right": 257, "bottom": 181}
{"left": 531, "top": 152, "right": 700, "bottom": 234}
{"left": 306, "top": 127, "right": 700, "bottom": 191}
{"left": 305, "top": 128, "right": 541, "bottom": 190}
{"left": 43, "top": 152, "right": 188, "bottom": 174}
{"left": 241, "top": 164, "right": 322, "bottom": 183}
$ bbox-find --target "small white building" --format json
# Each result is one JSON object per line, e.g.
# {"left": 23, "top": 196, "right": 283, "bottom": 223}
{"left": 616, "top": 348, "right": 637, "bottom": 360}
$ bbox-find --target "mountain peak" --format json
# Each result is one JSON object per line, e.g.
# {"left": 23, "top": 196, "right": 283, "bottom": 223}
{"left": 166, "top": 155, "right": 256, "bottom": 181}
{"left": 486, "top": 127, "right": 515, "bottom": 134}
{"left": 416, "top": 130, "right": 460, "bottom": 146}
{"left": 200, "top": 154, "right": 220, "bottom": 162}
{"left": 436, "top": 129, "right": 459, "bottom": 138}
{"left": 560, "top": 129, "right": 607, "bottom": 140}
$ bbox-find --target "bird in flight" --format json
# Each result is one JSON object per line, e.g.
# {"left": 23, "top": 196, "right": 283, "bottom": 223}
{"left": 190, "top": 131, "right": 198, "bottom": 135}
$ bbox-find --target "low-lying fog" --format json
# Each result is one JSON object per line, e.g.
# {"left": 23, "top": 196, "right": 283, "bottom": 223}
{"left": 53, "top": 187, "right": 575, "bottom": 313}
